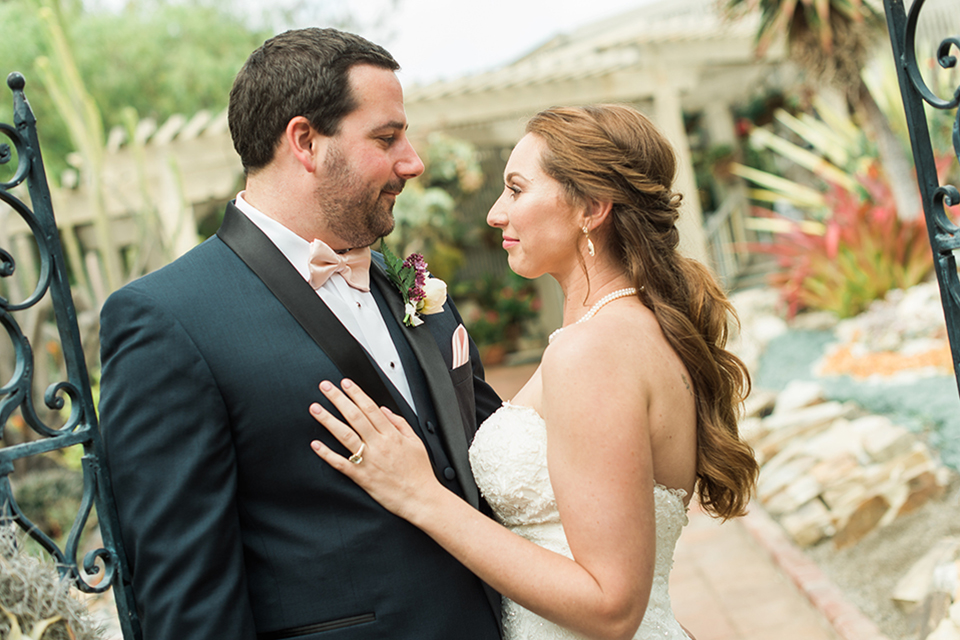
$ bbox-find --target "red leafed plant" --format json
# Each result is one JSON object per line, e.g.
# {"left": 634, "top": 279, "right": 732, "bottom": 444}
{"left": 753, "top": 159, "right": 934, "bottom": 319}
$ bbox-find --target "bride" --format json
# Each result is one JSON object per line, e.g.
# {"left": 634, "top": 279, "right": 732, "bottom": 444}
{"left": 308, "top": 104, "right": 758, "bottom": 640}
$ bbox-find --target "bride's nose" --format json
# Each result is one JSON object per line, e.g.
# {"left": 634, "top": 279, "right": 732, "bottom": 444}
{"left": 486, "top": 194, "right": 508, "bottom": 228}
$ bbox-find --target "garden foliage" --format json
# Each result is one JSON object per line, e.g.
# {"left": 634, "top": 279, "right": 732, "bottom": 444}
{"left": 387, "top": 133, "right": 484, "bottom": 282}
{"left": 735, "top": 99, "right": 935, "bottom": 318}
{"left": 451, "top": 272, "right": 541, "bottom": 350}
{"left": 754, "top": 163, "right": 932, "bottom": 318}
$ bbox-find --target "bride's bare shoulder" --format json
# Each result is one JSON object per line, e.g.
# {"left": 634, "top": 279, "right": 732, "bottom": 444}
{"left": 540, "top": 307, "right": 660, "bottom": 386}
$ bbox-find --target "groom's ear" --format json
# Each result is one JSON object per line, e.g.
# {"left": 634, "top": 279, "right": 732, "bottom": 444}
{"left": 284, "top": 116, "right": 328, "bottom": 174}
{"left": 582, "top": 199, "right": 613, "bottom": 232}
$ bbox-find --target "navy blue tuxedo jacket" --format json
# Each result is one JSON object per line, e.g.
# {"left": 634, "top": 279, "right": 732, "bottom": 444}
{"left": 99, "top": 203, "right": 503, "bottom": 640}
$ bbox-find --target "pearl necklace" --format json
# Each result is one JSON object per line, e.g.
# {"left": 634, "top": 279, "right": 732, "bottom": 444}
{"left": 548, "top": 287, "right": 639, "bottom": 344}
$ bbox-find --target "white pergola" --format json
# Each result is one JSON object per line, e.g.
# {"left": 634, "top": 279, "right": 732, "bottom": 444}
{"left": 404, "top": 0, "right": 789, "bottom": 267}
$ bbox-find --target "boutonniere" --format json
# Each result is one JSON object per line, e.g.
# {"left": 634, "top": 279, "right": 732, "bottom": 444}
{"left": 382, "top": 243, "right": 447, "bottom": 327}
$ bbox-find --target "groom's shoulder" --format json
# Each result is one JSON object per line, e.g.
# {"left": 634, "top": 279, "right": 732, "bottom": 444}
{"left": 108, "top": 235, "right": 232, "bottom": 301}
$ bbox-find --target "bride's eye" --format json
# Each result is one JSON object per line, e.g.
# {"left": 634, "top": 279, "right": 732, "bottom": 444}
{"left": 506, "top": 184, "right": 521, "bottom": 197}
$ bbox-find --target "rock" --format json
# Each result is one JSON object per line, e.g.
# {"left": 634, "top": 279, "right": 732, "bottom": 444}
{"left": 756, "top": 401, "right": 854, "bottom": 462}
{"left": 803, "top": 419, "right": 867, "bottom": 463}
{"left": 928, "top": 618, "right": 960, "bottom": 640}
{"left": 936, "top": 561, "right": 959, "bottom": 599}
{"left": 751, "top": 314, "right": 790, "bottom": 345}
{"left": 765, "top": 475, "right": 823, "bottom": 516}
{"left": 808, "top": 452, "right": 861, "bottom": 488}
{"left": 729, "top": 287, "right": 782, "bottom": 320}
{"left": 857, "top": 415, "right": 917, "bottom": 463}
{"left": 871, "top": 444, "right": 943, "bottom": 525}
{"left": 760, "top": 438, "right": 810, "bottom": 475}
{"left": 789, "top": 310, "right": 839, "bottom": 331}
{"left": 729, "top": 312, "right": 789, "bottom": 372}
{"left": 727, "top": 287, "right": 788, "bottom": 372}
{"left": 762, "top": 401, "right": 853, "bottom": 433}
{"left": 757, "top": 455, "right": 817, "bottom": 502}
{"left": 781, "top": 499, "right": 833, "bottom": 547}
{"left": 820, "top": 470, "right": 869, "bottom": 512}
{"left": 896, "top": 470, "right": 947, "bottom": 519}
{"left": 738, "top": 416, "right": 767, "bottom": 445}
{"left": 772, "top": 380, "right": 825, "bottom": 415}
{"left": 833, "top": 282, "right": 946, "bottom": 353}
{"left": 742, "top": 388, "right": 777, "bottom": 419}
{"left": 832, "top": 494, "right": 891, "bottom": 549}
{"left": 919, "top": 592, "right": 956, "bottom": 640}
{"left": 891, "top": 537, "right": 960, "bottom": 613}
{"left": 950, "top": 599, "right": 960, "bottom": 626}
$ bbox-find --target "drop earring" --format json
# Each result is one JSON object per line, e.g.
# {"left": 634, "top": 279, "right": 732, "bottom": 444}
{"left": 583, "top": 225, "right": 595, "bottom": 257}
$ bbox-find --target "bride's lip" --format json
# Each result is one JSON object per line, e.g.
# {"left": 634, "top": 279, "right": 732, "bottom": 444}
{"left": 502, "top": 236, "right": 519, "bottom": 249}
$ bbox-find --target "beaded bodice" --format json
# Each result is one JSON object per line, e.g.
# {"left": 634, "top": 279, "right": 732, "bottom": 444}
{"left": 469, "top": 402, "right": 690, "bottom": 640}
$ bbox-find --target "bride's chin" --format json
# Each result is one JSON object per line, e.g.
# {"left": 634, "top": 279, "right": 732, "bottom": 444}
{"left": 507, "top": 258, "right": 535, "bottom": 280}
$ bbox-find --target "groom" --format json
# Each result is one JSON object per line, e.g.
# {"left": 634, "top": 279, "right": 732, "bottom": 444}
{"left": 98, "top": 28, "right": 502, "bottom": 640}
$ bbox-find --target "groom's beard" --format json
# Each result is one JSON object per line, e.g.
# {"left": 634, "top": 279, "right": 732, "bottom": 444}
{"left": 317, "top": 143, "right": 401, "bottom": 248}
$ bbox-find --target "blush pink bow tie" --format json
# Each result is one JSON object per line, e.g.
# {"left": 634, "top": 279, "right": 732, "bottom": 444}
{"left": 308, "top": 240, "right": 371, "bottom": 292}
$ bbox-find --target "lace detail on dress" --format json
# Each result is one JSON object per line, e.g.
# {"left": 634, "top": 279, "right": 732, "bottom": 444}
{"left": 469, "top": 402, "right": 691, "bottom": 640}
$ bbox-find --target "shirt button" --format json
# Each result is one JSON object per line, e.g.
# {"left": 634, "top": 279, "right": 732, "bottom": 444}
{"left": 389, "top": 361, "right": 396, "bottom": 369}
{"left": 443, "top": 467, "right": 456, "bottom": 480}
{"left": 426, "top": 421, "right": 436, "bottom": 434}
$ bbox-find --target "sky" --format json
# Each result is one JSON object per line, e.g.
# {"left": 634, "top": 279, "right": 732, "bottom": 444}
{"left": 85, "top": 0, "right": 659, "bottom": 87}
{"left": 315, "top": 0, "right": 658, "bottom": 87}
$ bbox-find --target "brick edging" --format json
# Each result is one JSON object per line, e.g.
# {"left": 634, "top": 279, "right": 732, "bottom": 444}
{"left": 740, "top": 503, "right": 892, "bottom": 640}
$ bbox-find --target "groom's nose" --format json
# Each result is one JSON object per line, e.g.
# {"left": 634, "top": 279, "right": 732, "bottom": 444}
{"left": 395, "top": 138, "right": 424, "bottom": 180}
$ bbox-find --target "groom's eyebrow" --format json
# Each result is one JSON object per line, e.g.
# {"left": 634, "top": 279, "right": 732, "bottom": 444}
{"left": 373, "top": 120, "right": 408, "bottom": 132}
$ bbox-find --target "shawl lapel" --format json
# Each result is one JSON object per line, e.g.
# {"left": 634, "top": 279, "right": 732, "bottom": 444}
{"left": 216, "top": 203, "right": 401, "bottom": 415}
{"left": 369, "top": 263, "right": 480, "bottom": 508}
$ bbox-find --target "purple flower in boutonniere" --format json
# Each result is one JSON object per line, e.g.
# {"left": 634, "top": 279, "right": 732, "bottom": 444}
{"left": 382, "top": 243, "right": 447, "bottom": 327}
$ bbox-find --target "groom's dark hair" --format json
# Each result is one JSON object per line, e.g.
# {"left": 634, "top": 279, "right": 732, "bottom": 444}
{"left": 228, "top": 27, "right": 399, "bottom": 173}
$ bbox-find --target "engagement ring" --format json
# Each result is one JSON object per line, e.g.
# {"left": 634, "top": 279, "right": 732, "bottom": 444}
{"left": 348, "top": 442, "right": 365, "bottom": 464}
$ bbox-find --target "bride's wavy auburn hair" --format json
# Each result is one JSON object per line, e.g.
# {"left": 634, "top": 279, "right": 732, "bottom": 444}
{"left": 527, "top": 104, "right": 758, "bottom": 520}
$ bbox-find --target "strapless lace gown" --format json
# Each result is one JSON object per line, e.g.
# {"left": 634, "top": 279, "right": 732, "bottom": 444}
{"left": 469, "top": 402, "right": 690, "bottom": 640}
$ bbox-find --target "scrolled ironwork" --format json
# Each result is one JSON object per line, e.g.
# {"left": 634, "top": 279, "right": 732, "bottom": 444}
{"left": 0, "top": 140, "right": 12, "bottom": 170}
{"left": 0, "top": 192, "right": 54, "bottom": 311}
{"left": 0, "top": 72, "right": 141, "bottom": 637}
{"left": 885, "top": 0, "right": 960, "bottom": 396}
{"left": 0, "top": 125, "right": 30, "bottom": 191}
{"left": 902, "top": 6, "right": 960, "bottom": 109}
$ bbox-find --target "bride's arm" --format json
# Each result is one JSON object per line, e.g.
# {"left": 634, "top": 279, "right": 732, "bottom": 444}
{"left": 310, "top": 329, "right": 656, "bottom": 640}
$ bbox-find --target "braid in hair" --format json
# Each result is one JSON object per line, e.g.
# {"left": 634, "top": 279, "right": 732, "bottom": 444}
{"left": 527, "top": 104, "right": 758, "bottom": 519}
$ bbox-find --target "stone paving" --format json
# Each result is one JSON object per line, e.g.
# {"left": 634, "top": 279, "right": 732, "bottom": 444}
{"left": 671, "top": 503, "right": 843, "bottom": 640}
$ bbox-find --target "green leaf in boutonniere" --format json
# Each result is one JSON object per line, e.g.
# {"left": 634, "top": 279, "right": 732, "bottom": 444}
{"left": 380, "top": 242, "right": 447, "bottom": 327}
{"left": 381, "top": 242, "right": 406, "bottom": 291}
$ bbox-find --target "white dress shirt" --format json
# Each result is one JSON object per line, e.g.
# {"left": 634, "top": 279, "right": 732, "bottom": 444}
{"left": 234, "top": 193, "right": 416, "bottom": 412}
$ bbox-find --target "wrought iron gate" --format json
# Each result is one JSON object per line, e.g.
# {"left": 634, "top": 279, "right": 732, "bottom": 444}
{"left": 884, "top": 0, "right": 960, "bottom": 397}
{"left": 0, "top": 72, "right": 141, "bottom": 638}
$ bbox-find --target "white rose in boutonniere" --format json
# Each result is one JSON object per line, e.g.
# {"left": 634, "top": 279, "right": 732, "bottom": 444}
{"left": 382, "top": 243, "right": 447, "bottom": 327}
{"left": 421, "top": 278, "right": 447, "bottom": 315}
